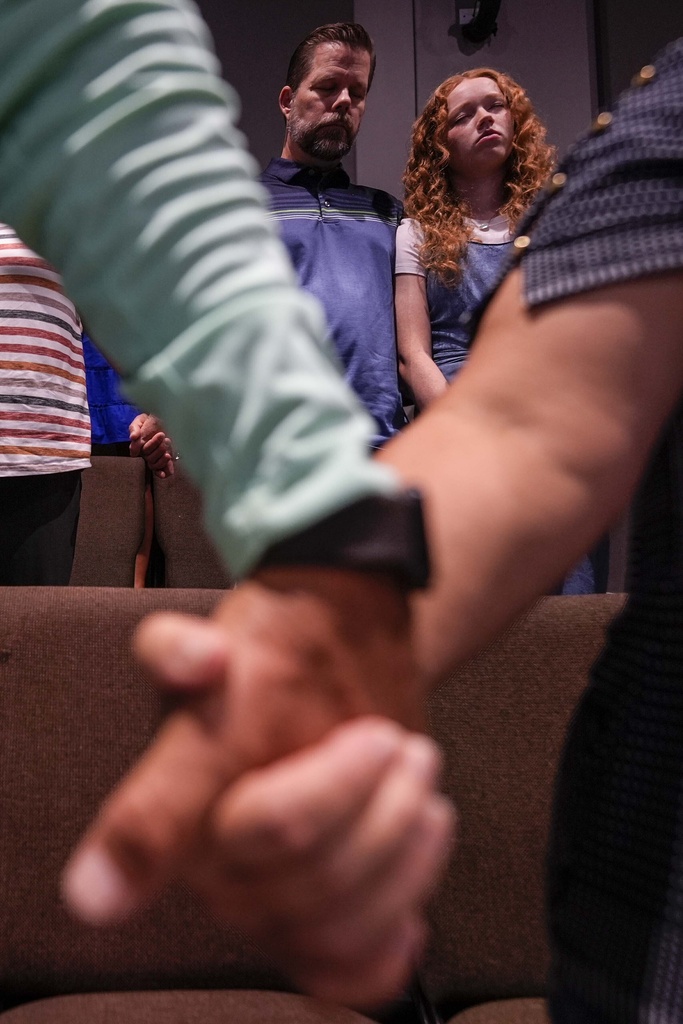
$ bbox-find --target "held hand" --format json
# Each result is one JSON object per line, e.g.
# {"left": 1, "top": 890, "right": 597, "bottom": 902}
{"left": 62, "top": 568, "right": 436, "bottom": 1005}
{"left": 129, "top": 412, "right": 174, "bottom": 477}
{"left": 193, "top": 718, "right": 454, "bottom": 1006}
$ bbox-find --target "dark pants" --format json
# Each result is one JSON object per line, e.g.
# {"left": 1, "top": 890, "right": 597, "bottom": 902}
{"left": 0, "top": 471, "right": 82, "bottom": 585}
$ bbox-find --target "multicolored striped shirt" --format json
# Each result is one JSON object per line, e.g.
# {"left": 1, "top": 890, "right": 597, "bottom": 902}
{"left": 0, "top": 224, "right": 90, "bottom": 476}
{"left": 259, "top": 158, "right": 406, "bottom": 448}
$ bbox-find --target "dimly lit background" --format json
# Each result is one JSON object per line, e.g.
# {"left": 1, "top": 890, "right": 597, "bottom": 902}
{"left": 195, "top": 0, "right": 683, "bottom": 197}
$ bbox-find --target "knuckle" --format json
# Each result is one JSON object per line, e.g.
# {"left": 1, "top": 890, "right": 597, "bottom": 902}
{"left": 253, "top": 806, "right": 320, "bottom": 860}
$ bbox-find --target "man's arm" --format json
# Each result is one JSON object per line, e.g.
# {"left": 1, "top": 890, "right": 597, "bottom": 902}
{"left": 50, "top": 20, "right": 683, "bottom": 1003}
{"left": 61, "top": 573, "right": 430, "bottom": 987}
{"left": 65, "top": 714, "right": 453, "bottom": 1007}
{"left": 384, "top": 265, "right": 683, "bottom": 682}
{"left": 0, "top": 0, "right": 399, "bottom": 574}
{"left": 62, "top": 265, "right": 683, "bottom": 1008}
{"left": 0, "top": 0, "right": 438, "bottom": 984}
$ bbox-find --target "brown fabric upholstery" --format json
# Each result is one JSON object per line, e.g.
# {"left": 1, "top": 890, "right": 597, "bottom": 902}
{"left": 0, "top": 990, "right": 375, "bottom": 1023}
{"left": 0, "top": 588, "right": 625, "bottom": 1021}
{"left": 69, "top": 457, "right": 147, "bottom": 586}
{"left": 0, "top": 588, "right": 282, "bottom": 1009}
{"left": 448, "top": 997, "right": 550, "bottom": 1023}
{"left": 152, "top": 468, "right": 232, "bottom": 588}
{"left": 422, "top": 594, "right": 625, "bottom": 1010}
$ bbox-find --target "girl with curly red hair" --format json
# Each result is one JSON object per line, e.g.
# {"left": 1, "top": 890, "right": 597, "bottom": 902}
{"left": 396, "top": 68, "right": 554, "bottom": 408}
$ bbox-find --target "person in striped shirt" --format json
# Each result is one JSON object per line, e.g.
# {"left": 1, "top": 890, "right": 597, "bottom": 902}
{"left": 0, "top": 224, "right": 90, "bottom": 584}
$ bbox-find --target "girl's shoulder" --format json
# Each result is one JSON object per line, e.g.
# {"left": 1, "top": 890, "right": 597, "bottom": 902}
{"left": 395, "top": 218, "right": 427, "bottom": 277}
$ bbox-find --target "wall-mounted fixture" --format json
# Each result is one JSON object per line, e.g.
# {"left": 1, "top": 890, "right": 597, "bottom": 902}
{"left": 450, "top": 0, "right": 501, "bottom": 45}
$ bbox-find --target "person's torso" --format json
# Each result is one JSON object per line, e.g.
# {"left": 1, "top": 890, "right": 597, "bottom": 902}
{"left": 0, "top": 225, "right": 90, "bottom": 476}
{"left": 260, "top": 160, "right": 406, "bottom": 445}
{"left": 427, "top": 239, "right": 512, "bottom": 381}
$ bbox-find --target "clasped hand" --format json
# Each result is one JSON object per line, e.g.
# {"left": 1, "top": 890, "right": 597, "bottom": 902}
{"left": 62, "top": 568, "right": 454, "bottom": 1006}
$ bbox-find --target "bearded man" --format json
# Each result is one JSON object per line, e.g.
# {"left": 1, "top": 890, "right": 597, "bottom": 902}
{"left": 259, "top": 23, "right": 406, "bottom": 448}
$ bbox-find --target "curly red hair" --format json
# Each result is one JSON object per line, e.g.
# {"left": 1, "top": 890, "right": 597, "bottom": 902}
{"left": 403, "top": 68, "right": 555, "bottom": 283}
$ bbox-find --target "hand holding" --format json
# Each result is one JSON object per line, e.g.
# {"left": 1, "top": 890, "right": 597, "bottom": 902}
{"left": 62, "top": 567, "right": 435, "bottom": 1007}
{"left": 129, "top": 412, "right": 174, "bottom": 477}
{"left": 193, "top": 717, "right": 454, "bottom": 1006}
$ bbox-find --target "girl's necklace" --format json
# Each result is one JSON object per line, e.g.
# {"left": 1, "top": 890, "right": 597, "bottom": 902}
{"left": 475, "top": 215, "right": 495, "bottom": 231}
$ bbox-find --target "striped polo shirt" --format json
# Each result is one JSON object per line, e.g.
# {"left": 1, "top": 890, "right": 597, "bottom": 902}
{"left": 259, "top": 158, "right": 406, "bottom": 448}
{"left": 0, "top": 224, "right": 90, "bottom": 476}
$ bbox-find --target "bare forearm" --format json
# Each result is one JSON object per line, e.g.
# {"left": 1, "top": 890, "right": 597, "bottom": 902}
{"left": 395, "top": 274, "right": 446, "bottom": 411}
{"left": 382, "top": 269, "right": 683, "bottom": 685}
{"left": 383, "top": 402, "right": 626, "bottom": 682}
{"left": 400, "top": 352, "right": 448, "bottom": 411}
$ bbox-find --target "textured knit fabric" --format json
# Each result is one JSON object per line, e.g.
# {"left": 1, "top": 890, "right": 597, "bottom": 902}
{"left": 0, "top": 0, "right": 399, "bottom": 579}
{"left": 0, "top": 224, "right": 90, "bottom": 476}
{"left": 0, "top": 990, "right": 376, "bottom": 1024}
{"left": 447, "top": 999, "right": 550, "bottom": 1024}
{"left": 259, "top": 157, "right": 406, "bottom": 447}
{"left": 0, "top": 586, "right": 617, "bottom": 1016}
{"left": 395, "top": 218, "right": 511, "bottom": 381}
{"left": 68, "top": 456, "right": 148, "bottom": 586}
{"left": 519, "top": 44, "right": 683, "bottom": 308}
{"left": 508, "top": 38, "right": 683, "bottom": 1024}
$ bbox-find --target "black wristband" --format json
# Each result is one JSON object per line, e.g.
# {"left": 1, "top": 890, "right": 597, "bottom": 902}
{"left": 256, "top": 489, "right": 430, "bottom": 589}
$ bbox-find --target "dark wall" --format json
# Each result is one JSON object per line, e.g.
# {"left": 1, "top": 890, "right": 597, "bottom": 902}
{"left": 595, "top": 0, "right": 683, "bottom": 106}
{"left": 189, "top": 1, "right": 681, "bottom": 196}
{"left": 194, "top": 0, "right": 354, "bottom": 172}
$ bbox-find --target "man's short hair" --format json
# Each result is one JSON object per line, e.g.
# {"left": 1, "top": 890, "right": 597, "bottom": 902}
{"left": 286, "top": 23, "right": 376, "bottom": 93}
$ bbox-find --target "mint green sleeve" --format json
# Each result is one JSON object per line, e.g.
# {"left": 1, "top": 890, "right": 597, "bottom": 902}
{"left": 0, "top": 0, "right": 399, "bottom": 576}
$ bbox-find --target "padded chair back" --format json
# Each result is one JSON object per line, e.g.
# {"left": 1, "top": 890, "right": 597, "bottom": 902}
{"left": 0, "top": 586, "right": 625, "bottom": 1017}
{"left": 0, "top": 587, "right": 285, "bottom": 1010}
{"left": 69, "top": 457, "right": 147, "bottom": 586}
{"left": 423, "top": 594, "right": 625, "bottom": 1011}
{"left": 152, "top": 468, "right": 232, "bottom": 588}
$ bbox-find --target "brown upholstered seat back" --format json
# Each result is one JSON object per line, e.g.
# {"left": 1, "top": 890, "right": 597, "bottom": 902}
{"left": 0, "top": 587, "right": 625, "bottom": 1018}
{"left": 423, "top": 594, "right": 625, "bottom": 1011}
{"left": 0, "top": 587, "right": 284, "bottom": 1010}
{"left": 69, "top": 457, "right": 147, "bottom": 587}
{"left": 152, "top": 469, "right": 232, "bottom": 589}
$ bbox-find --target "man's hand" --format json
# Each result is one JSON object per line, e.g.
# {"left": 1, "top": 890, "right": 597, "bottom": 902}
{"left": 62, "top": 569, "right": 448, "bottom": 1005}
{"left": 129, "top": 412, "right": 175, "bottom": 477}
{"left": 193, "top": 717, "right": 454, "bottom": 1006}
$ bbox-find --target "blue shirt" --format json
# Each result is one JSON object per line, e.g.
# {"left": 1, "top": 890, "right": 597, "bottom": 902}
{"left": 259, "top": 158, "right": 406, "bottom": 448}
{"left": 82, "top": 334, "right": 140, "bottom": 445}
{"left": 427, "top": 240, "right": 512, "bottom": 382}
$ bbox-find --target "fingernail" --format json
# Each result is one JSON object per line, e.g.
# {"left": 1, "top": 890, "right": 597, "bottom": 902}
{"left": 352, "top": 719, "right": 403, "bottom": 760}
{"left": 173, "top": 631, "right": 226, "bottom": 675}
{"left": 62, "top": 848, "right": 137, "bottom": 925}
{"left": 402, "top": 735, "right": 439, "bottom": 782}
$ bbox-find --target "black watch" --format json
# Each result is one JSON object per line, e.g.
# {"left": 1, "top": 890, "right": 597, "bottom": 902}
{"left": 256, "top": 489, "right": 430, "bottom": 589}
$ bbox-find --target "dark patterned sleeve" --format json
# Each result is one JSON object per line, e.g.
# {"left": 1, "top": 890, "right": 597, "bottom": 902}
{"left": 518, "top": 38, "right": 683, "bottom": 308}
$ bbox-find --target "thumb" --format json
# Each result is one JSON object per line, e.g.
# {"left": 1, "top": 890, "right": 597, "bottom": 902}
{"left": 134, "top": 612, "right": 231, "bottom": 692}
{"left": 62, "top": 617, "right": 241, "bottom": 924}
{"left": 128, "top": 413, "right": 146, "bottom": 439}
{"left": 62, "top": 706, "right": 245, "bottom": 925}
